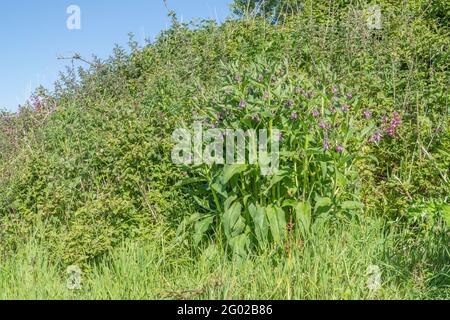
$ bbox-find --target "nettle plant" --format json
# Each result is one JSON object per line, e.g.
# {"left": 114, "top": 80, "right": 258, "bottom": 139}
{"left": 178, "top": 59, "right": 386, "bottom": 256}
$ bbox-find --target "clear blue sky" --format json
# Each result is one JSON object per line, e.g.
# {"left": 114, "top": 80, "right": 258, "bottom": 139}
{"left": 0, "top": 0, "right": 232, "bottom": 111}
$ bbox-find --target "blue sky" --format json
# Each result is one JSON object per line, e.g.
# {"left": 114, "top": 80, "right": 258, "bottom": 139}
{"left": 0, "top": 0, "right": 232, "bottom": 111}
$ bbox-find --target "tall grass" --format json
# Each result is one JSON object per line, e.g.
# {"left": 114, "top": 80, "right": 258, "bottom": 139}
{"left": 1, "top": 217, "right": 447, "bottom": 300}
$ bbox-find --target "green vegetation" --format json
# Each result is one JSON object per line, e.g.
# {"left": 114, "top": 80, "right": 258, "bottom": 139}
{"left": 0, "top": 0, "right": 448, "bottom": 299}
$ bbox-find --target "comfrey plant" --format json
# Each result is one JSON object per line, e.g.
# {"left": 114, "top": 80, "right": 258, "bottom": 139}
{"left": 176, "top": 59, "right": 390, "bottom": 257}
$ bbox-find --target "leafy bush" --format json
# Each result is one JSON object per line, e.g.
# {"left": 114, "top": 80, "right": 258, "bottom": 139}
{"left": 178, "top": 58, "right": 409, "bottom": 256}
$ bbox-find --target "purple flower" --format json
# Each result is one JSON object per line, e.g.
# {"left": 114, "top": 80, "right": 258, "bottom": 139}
{"left": 368, "top": 130, "right": 383, "bottom": 143}
{"left": 346, "top": 93, "right": 353, "bottom": 100}
{"left": 286, "top": 100, "right": 294, "bottom": 108}
{"left": 312, "top": 110, "right": 320, "bottom": 118}
{"left": 323, "top": 140, "right": 331, "bottom": 151}
{"left": 336, "top": 145, "right": 344, "bottom": 153}
{"left": 318, "top": 119, "right": 327, "bottom": 129}
{"left": 330, "top": 106, "right": 337, "bottom": 114}
{"left": 341, "top": 105, "right": 350, "bottom": 112}
{"left": 291, "top": 112, "right": 298, "bottom": 120}
{"left": 381, "top": 112, "right": 402, "bottom": 137}
{"left": 263, "top": 91, "right": 269, "bottom": 100}
{"left": 363, "top": 110, "right": 372, "bottom": 120}
{"left": 332, "top": 86, "right": 338, "bottom": 95}
{"left": 304, "top": 91, "right": 314, "bottom": 99}
{"left": 239, "top": 100, "right": 246, "bottom": 109}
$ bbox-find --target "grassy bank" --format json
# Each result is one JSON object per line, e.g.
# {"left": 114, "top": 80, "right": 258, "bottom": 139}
{"left": 1, "top": 216, "right": 448, "bottom": 300}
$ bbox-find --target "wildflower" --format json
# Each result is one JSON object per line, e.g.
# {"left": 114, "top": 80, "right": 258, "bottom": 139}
{"left": 318, "top": 119, "right": 327, "bottom": 129}
{"left": 332, "top": 86, "right": 338, "bottom": 95}
{"left": 368, "top": 130, "right": 383, "bottom": 143}
{"left": 312, "top": 109, "right": 320, "bottom": 118}
{"left": 323, "top": 140, "right": 331, "bottom": 151}
{"left": 330, "top": 106, "right": 337, "bottom": 114}
{"left": 341, "top": 105, "right": 350, "bottom": 112}
{"left": 305, "top": 91, "right": 314, "bottom": 99}
{"left": 336, "top": 145, "right": 344, "bottom": 153}
{"left": 263, "top": 91, "right": 269, "bottom": 100}
{"left": 347, "top": 93, "right": 353, "bottom": 100}
{"left": 286, "top": 100, "right": 294, "bottom": 108}
{"left": 239, "top": 100, "right": 246, "bottom": 109}
{"left": 295, "top": 87, "right": 303, "bottom": 94}
{"left": 291, "top": 112, "right": 298, "bottom": 120}
{"left": 363, "top": 110, "right": 372, "bottom": 120}
{"left": 235, "top": 74, "right": 242, "bottom": 83}
{"left": 382, "top": 112, "right": 402, "bottom": 137}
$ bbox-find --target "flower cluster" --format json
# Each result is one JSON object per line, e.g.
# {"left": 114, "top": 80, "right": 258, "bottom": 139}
{"left": 368, "top": 111, "right": 402, "bottom": 143}
{"left": 382, "top": 112, "right": 402, "bottom": 137}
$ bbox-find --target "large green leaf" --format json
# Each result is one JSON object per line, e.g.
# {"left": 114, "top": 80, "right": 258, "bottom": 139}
{"left": 295, "top": 201, "right": 311, "bottom": 238}
{"left": 266, "top": 205, "right": 286, "bottom": 245}
{"left": 228, "top": 233, "right": 250, "bottom": 259}
{"left": 263, "top": 170, "right": 287, "bottom": 194}
{"left": 314, "top": 197, "right": 332, "bottom": 215}
{"left": 223, "top": 164, "right": 248, "bottom": 184}
{"left": 193, "top": 215, "right": 214, "bottom": 246}
{"left": 248, "top": 203, "right": 268, "bottom": 246}
{"left": 223, "top": 198, "right": 245, "bottom": 239}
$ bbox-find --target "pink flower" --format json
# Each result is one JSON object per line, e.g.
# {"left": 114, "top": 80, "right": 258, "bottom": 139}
{"left": 382, "top": 112, "right": 402, "bottom": 137}
{"left": 341, "top": 105, "right": 350, "bottom": 112}
{"left": 336, "top": 145, "right": 344, "bottom": 153}
{"left": 239, "top": 100, "right": 246, "bottom": 108}
{"left": 363, "top": 110, "right": 372, "bottom": 119}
